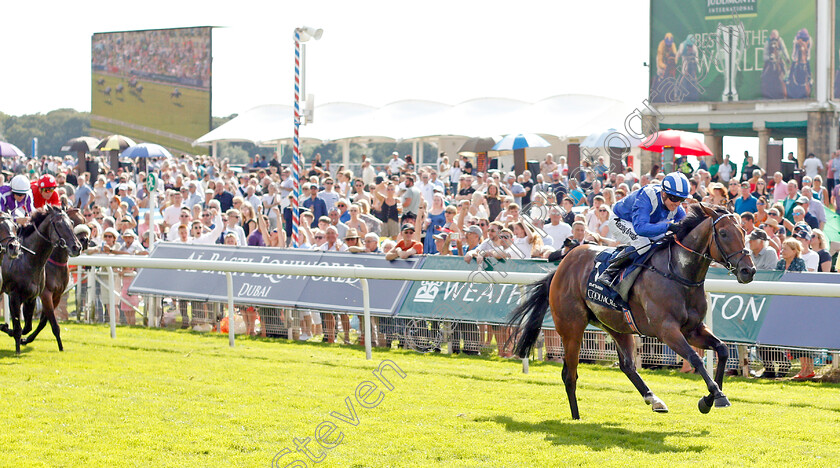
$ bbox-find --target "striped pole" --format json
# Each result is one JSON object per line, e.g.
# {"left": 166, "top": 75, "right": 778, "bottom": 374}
{"left": 291, "top": 29, "right": 302, "bottom": 248}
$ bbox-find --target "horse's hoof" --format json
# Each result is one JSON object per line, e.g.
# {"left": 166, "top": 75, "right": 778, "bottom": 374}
{"left": 19, "top": 338, "right": 27, "bottom": 345}
{"left": 644, "top": 394, "right": 669, "bottom": 413}
{"left": 0, "top": 324, "right": 7, "bottom": 333}
{"left": 714, "top": 394, "right": 731, "bottom": 408}
{"left": 698, "top": 395, "right": 714, "bottom": 414}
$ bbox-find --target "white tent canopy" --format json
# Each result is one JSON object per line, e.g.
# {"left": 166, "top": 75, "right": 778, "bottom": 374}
{"left": 195, "top": 94, "right": 636, "bottom": 146}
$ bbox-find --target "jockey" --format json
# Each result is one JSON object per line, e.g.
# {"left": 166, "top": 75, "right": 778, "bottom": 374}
{"left": 32, "top": 174, "right": 61, "bottom": 209}
{"left": 0, "top": 174, "right": 35, "bottom": 216}
{"left": 596, "top": 172, "right": 689, "bottom": 287}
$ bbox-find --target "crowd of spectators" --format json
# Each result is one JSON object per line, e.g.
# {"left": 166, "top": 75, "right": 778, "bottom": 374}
{"left": 92, "top": 27, "right": 211, "bottom": 88}
{"left": 7, "top": 146, "right": 839, "bottom": 370}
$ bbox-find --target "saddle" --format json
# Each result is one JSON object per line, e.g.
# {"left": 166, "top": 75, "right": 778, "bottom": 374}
{"left": 585, "top": 243, "right": 664, "bottom": 334}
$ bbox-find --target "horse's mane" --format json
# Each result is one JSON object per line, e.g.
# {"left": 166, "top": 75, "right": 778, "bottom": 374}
{"left": 19, "top": 207, "right": 52, "bottom": 239}
{"left": 669, "top": 203, "right": 729, "bottom": 241}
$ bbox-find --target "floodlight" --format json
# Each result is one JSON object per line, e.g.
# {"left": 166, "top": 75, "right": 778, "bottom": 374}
{"left": 297, "top": 26, "right": 323, "bottom": 42}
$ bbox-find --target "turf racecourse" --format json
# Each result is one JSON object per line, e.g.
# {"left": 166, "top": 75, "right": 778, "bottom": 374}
{"left": 1, "top": 325, "right": 837, "bottom": 467}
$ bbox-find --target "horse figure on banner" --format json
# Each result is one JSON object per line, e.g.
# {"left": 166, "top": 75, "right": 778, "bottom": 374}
{"left": 0, "top": 206, "right": 81, "bottom": 354}
{"left": 507, "top": 203, "right": 755, "bottom": 419}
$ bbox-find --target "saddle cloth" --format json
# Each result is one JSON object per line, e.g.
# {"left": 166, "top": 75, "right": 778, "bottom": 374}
{"left": 585, "top": 245, "right": 660, "bottom": 334}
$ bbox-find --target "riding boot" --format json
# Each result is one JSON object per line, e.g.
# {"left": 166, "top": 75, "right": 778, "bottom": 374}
{"left": 596, "top": 247, "right": 638, "bottom": 287}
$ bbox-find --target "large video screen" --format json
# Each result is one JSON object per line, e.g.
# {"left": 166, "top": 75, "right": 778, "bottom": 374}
{"left": 92, "top": 27, "right": 212, "bottom": 153}
{"left": 650, "top": 0, "right": 816, "bottom": 103}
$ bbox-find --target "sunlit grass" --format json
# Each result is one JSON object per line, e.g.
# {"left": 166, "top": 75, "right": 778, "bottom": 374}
{"left": 0, "top": 324, "right": 837, "bottom": 467}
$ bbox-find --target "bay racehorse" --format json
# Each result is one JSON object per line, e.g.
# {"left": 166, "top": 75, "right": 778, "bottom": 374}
{"left": 21, "top": 207, "right": 89, "bottom": 351}
{"left": 508, "top": 203, "right": 756, "bottom": 419}
{"left": 0, "top": 206, "right": 81, "bottom": 354}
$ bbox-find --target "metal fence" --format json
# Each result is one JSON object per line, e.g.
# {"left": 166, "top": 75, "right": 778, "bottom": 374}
{"left": 58, "top": 265, "right": 837, "bottom": 378}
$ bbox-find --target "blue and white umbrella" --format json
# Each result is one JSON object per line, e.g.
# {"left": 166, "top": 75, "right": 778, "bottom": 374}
{"left": 581, "top": 128, "right": 641, "bottom": 149}
{"left": 492, "top": 133, "right": 551, "bottom": 151}
{"left": 121, "top": 142, "right": 173, "bottom": 159}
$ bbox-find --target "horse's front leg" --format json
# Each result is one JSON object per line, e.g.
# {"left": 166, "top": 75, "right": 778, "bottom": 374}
{"left": 687, "top": 324, "right": 729, "bottom": 390}
{"left": 21, "top": 298, "right": 37, "bottom": 336}
{"left": 657, "top": 321, "right": 728, "bottom": 414}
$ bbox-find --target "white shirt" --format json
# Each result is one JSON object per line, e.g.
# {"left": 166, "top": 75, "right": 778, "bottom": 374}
{"left": 162, "top": 203, "right": 184, "bottom": 227}
{"left": 508, "top": 236, "right": 532, "bottom": 259}
{"left": 802, "top": 158, "right": 824, "bottom": 179}
{"left": 543, "top": 221, "right": 573, "bottom": 247}
{"left": 318, "top": 190, "right": 340, "bottom": 212}
{"left": 388, "top": 158, "right": 406, "bottom": 174}
{"left": 718, "top": 163, "right": 732, "bottom": 182}
{"left": 801, "top": 250, "right": 819, "bottom": 272}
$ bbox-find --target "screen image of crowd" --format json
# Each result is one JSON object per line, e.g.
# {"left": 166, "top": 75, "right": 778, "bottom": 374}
{"left": 8, "top": 147, "right": 839, "bottom": 380}
{"left": 92, "top": 27, "right": 211, "bottom": 89}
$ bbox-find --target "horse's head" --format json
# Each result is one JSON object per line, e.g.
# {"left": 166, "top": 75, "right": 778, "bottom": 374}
{"left": 0, "top": 215, "right": 21, "bottom": 259}
{"left": 700, "top": 203, "right": 756, "bottom": 284}
{"left": 46, "top": 205, "right": 82, "bottom": 257}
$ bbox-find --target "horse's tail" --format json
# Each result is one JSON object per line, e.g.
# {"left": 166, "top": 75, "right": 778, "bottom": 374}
{"left": 506, "top": 270, "right": 555, "bottom": 358}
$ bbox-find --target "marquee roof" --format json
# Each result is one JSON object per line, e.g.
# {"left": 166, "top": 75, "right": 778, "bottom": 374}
{"left": 195, "top": 94, "right": 636, "bottom": 145}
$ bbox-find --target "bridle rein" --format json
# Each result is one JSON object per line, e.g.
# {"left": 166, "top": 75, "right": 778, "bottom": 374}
{"left": 643, "top": 211, "right": 750, "bottom": 287}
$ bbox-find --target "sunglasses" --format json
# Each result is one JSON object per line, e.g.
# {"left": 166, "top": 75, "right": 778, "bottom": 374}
{"left": 84, "top": 213, "right": 93, "bottom": 217}
{"left": 202, "top": 214, "right": 210, "bottom": 217}
{"left": 103, "top": 235, "right": 115, "bottom": 239}
{"left": 315, "top": 235, "right": 325, "bottom": 239}
{"left": 598, "top": 209, "right": 608, "bottom": 212}
{"left": 478, "top": 223, "right": 488, "bottom": 227}
{"left": 499, "top": 235, "right": 512, "bottom": 240}
{"left": 96, "top": 217, "right": 104, "bottom": 221}
{"left": 403, "top": 230, "right": 415, "bottom": 234}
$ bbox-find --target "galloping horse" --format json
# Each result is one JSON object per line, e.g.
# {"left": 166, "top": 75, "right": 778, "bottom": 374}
{"left": 0, "top": 206, "right": 81, "bottom": 354}
{"left": 508, "top": 203, "right": 756, "bottom": 419}
{"left": 21, "top": 207, "right": 89, "bottom": 351}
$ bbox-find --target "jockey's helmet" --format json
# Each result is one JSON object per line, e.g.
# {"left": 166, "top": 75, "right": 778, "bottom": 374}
{"left": 662, "top": 172, "right": 690, "bottom": 199}
{"left": 37, "top": 174, "right": 58, "bottom": 190}
{"left": 10, "top": 175, "right": 30, "bottom": 194}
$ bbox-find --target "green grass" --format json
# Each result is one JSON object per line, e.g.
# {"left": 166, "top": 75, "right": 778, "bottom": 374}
{"left": 91, "top": 73, "right": 210, "bottom": 153}
{"left": 1, "top": 324, "right": 838, "bottom": 467}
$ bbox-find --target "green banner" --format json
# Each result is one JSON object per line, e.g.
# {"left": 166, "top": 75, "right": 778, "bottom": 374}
{"left": 650, "top": 0, "right": 816, "bottom": 103}
{"left": 705, "top": 269, "right": 783, "bottom": 342}
{"left": 398, "top": 257, "right": 557, "bottom": 325}
{"left": 397, "top": 256, "right": 784, "bottom": 343}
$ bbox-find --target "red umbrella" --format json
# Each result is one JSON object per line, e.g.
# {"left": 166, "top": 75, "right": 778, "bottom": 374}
{"left": 639, "top": 129, "right": 712, "bottom": 156}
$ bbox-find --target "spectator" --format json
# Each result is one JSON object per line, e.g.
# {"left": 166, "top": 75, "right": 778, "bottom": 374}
{"left": 754, "top": 196, "right": 769, "bottom": 225}
{"left": 740, "top": 212, "right": 756, "bottom": 237}
{"left": 508, "top": 220, "right": 542, "bottom": 259}
{"left": 318, "top": 177, "right": 340, "bottom": 212}
{"left": 810, "top": 229, "right": 833, "bottom": 272}
{"left": 747, "top": 229, "right": 778, "bottom": 270}
{"left": 800, "top": 188, "right": 825, "bottom": 230}
{"left": 218, "top": 209, "right": 246, "bottom": 246}
{"left": 771, "top": 172, "right": 788, "bottom": 202}
{"left": 363, "top": 232, "right": 381, "bottom": 253}
{"left": 540, "top": 153, "right": 558, "bottom": 179}
{"left": 375, "top": 182, "right": 400, "bottom": 239}
{"left": 302, "top": 183, "right": 327, "bottom": 227}
{"left": 802, "top": 152, "right": 824, "bottom": 180}
{"left": 734, "top": 182, "right": 758, "bottom": 214}
{"left": 213, "top": 181, "right": 234, "bottom": 212}
{"left": 343, "top": 229, "right": 364, "bottom": 253}
{"left": 792, "top": 225, "right": 818, "bottom": 272}
{"left": 317, "top": 226, "right": 345, "bottom": 252}
{"left": 776, "top": 238, "right": 807, "bottom": 272}
{"left": 385, "top": 224, "right": 423, "bottom": 261}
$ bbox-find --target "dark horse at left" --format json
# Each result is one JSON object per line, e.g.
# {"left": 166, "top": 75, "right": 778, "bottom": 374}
{"left": 0, "top": 206, "right": 81, "bottom": 354}
{"left": 21, "top": 207, "right": 89, "bottom": 350}
{"left": 508, "top": 203, "right": 755, "bottom": 419}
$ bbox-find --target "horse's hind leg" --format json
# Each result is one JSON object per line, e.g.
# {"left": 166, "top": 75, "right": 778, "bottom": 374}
{"left": 658, "top": 323, "right": 727, "bottom": 413}
{"left": 560, "top": 334, "right": 582, "bottom": 420}
{"left": 556, "top": 307, "right": 588, "bottom": 420}
{"left": 607, "top": 330, "right": 668, "bottom": 413}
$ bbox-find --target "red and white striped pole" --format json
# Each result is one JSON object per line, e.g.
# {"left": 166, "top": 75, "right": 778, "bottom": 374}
{"left": 291, "top": 29, "right": 302, "bottom": 248}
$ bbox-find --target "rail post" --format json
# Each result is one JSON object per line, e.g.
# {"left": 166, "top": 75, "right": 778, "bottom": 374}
{"left": 226, "top": 272, "right": 235, "bottom": 348}
{"left": 361, "top": 278, "right": 372, "bottom": 360}
{"left": 107, "top": 267, "right": 116, "bottom": 339}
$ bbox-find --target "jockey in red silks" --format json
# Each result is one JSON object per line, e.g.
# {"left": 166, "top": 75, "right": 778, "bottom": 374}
{"left": 32, "top": 174, "right": 61, "bottom": 209}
